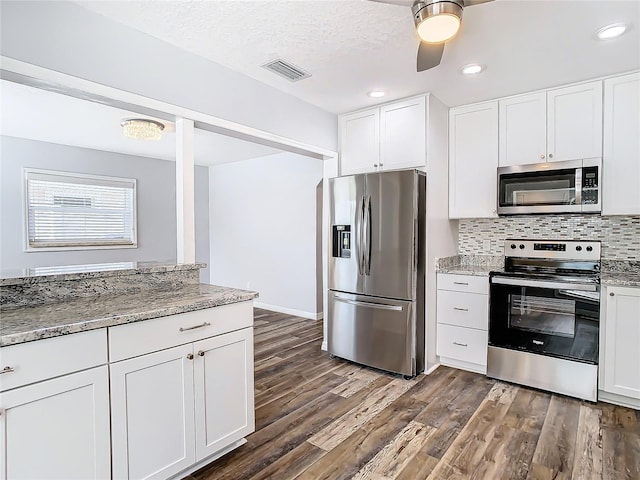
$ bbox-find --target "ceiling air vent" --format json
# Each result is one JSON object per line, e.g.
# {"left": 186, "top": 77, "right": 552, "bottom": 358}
{"left": 261, "top": 58, "right": 311, "bottom": 82}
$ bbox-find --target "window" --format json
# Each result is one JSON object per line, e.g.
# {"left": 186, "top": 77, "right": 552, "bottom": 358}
{"left": 24, "top": 169, "right": 137, "bottom": 250}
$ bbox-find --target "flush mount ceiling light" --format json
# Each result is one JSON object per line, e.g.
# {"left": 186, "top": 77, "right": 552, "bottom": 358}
{"left": 460, "top": 63, "right": 485, "bottom": 75}
{"left": 120, "top": 118, "right": 165, "bottom": 141}
{"left": 413, "top": 1, "right": 463, "bottom": 43}
{"left": 596, "top": 23, "right": 628, "bottom": 40}
{"left": 368, "top": 90, "right": 386, "bottom": 98}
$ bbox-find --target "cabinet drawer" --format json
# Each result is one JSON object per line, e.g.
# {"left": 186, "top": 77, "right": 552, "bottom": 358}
{"left": 437, "top": 273, "right": 488, "bottom": 294}
{"left": 0, "top": 329, "right": 107, "bottom": 392}
{"left": 109, "top": 301, "right": 253, "bottom": 362}
{"left": 437, "top": 324, "right": 488, "bottom": 366}
{"left": 437, "top": 290, "right": 488, "bottom": 330}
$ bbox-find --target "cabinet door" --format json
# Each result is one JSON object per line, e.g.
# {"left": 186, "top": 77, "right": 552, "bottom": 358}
{"left": 340, "top": 108, "right": 380, "bottom": 175}
{"left": 547, "top": 81, "right": 603, "bottom": 161}
{"left": 603, "top": 286, "right": 640, "bottom": 399}
{"left": 193, "top": 328, "right": 255, "bottom": 461}
{"left": 603, "top": 72, "right": 640, "bottom": 216}
{"left": 380, "top": 96, "right": 426, "bottom": 170}
{"left": 0, "top": 366, "right": 110, "bottom": 480}
{"left": 449, "top": 101, "right": 499, "bottom": 218}
{"left": 110, "top": 344, "right": 196, "bottom": 480}
{"left": 498, "top": 92, "right": 547, "bottom": 166}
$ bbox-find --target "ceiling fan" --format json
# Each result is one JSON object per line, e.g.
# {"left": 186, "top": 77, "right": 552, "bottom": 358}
{"left": 370, "top": 0, "right": 495, "bottom": 72}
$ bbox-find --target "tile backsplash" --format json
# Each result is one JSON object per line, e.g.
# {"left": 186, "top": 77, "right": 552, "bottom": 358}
{"left": 458, "top": 215, "right": 640, "bottom": 260}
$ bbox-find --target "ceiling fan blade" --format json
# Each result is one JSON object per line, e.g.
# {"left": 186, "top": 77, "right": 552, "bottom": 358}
{"left": 417, "top": 42, "right": 444, "bottom": 72}
{"left": 367, "top": 0, "right": 415, "bottom": 6}
{"left": 463, "top": 0, "right": 495, "bottom": 6}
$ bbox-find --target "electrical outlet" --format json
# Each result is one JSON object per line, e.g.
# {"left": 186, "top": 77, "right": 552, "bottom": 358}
{"left": 482, "top": 239, "right": 491, "bottom": 252}
{"left": 246, "top": 281, "right": 251, "bottom": 289}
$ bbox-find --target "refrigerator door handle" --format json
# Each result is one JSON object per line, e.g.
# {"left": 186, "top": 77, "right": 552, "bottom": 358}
{"left": 334, "top": 295, "right": 404, "bottom": 311}
{"left": 355, "top": 195, "right": 364, "bottom": 276}
{"left": 364, "top": 195, "right": 372, "bottom": 275}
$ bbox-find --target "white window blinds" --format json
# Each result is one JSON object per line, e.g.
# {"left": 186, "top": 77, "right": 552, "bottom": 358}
{"left": 25, "top": 169, "right": 137, "bottom": 249}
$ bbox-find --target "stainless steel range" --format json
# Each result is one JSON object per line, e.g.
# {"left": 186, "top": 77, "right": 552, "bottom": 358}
{"left": 488, "top": 239, "right": 601, "bottom": 401}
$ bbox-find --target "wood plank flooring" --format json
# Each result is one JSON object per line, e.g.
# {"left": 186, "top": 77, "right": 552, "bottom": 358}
{"left": 190, "top": 308, "right": 640, "bottom": 480}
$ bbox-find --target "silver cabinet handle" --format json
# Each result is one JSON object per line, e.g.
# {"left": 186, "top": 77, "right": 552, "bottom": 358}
{"left": 186, "top": 353, "right": 194, "bottom": 360}
{"left": 609, "top": 292, "right": 615, "bottom": 297}
{"left": 0, "top": 366, "right": 15, "bottom": 374}
{"left": 453, "top": 282, "right": 468, "bottom": 286}
{"left": 540, "top": 154, "right": 545, "bottom": 159}
{"left": 373, "top": 164, "right": 378, "bottom": 168}
{"left": 549, "top": 153, "right": 554, "bottom": 158}
{"left": 453, "top": 342, "right": 468, "bottom": 347}
{"left": 197, "top": 350, "right": 205, "bottom": 357}
{"left": 453, "top": 307, "right": 469, "bottom": 312}
{"left": 179, "top": 322, "right": 211, "bottom": 332}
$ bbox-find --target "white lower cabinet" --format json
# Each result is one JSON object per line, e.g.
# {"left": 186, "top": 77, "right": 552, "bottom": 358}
{"left": 436, "top": 273, "right": 489, "bottom": 374}
{"left": 110, "top": 344, "right": 196, "bottom": 480}
{"left": 599, "top": 285, "right": 640, "bottom": 408}
{"left": 109, "top": 302, "right": 255, "bottom": 480}
{"left": 0, "top": 365, "right": 111, "bottom": 480}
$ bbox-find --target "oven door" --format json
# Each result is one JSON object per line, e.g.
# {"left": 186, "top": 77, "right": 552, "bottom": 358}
{"left": 489, "top": 275, "right": 600, "bottom": 364}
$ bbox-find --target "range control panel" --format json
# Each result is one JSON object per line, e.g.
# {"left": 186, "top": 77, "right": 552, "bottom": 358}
{"left": 504, "top": 239, "right": 601, "bottom": 260}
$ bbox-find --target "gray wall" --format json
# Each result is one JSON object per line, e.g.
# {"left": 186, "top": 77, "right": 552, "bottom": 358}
{"left": 209, "top": 152, "right": 323, "bottom": 317}
{"left": 0, "top": 136, "right": 210, "bottom": 280}
{"left": 0, "top": 1, "right": 337, "bottom": 152}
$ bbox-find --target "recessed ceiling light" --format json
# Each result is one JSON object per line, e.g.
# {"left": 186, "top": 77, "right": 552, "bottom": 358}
{"left": 368, "top": 90, "right": 386, "bottom": 98}
{"left": 596, "top": 23, "right": 628, "bottom": 40}
{"left": 460, "top": 64, "right": 485, "bottom": 76}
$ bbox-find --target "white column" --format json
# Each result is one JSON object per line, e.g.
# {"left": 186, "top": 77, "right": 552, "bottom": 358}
{"left": 176, "top": 117, "right": 195, "bottom": 264}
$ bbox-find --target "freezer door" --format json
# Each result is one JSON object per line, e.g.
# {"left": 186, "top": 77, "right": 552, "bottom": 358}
{"left": 364, "top": 170, "right": 418, "bottom": 300}
{"left": 329, "top": 174, "right": 366, "bottom": 294}
{"left": 328, "top": 290, "right": 416, "bottom": 376}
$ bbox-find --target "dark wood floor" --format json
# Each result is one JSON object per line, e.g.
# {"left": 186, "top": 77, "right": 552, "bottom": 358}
{"left": 190, "top": 308, "right": 640, "bottom": 480}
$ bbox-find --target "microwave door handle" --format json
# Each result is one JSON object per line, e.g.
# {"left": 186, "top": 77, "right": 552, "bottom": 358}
{"left": 491, "top": 276, "right": 598, "bottom": 292}
{"left": 575, "top": 167, "right": 582, "bottom": 206}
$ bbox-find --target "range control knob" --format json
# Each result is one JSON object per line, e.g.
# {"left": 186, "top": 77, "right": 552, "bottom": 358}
{"left": 519, "top": 244, "right": 525, "bottom": 249}
{"left": 576, "top": 246, "right": 583, "bottom": 251}
{"left": 511, "top": 244, "right": 517, "bottom": 249}
{"left": 586, "top": 246, "right": 593, "bottom": 252}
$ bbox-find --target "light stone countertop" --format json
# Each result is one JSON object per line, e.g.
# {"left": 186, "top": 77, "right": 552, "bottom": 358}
{"left": 0, "top": 284, "right": 258, "bottom": 346}
{"left": 0, "top": 261, "right": 206, "bottom": 287}
{"left": 601, "top": 273, "right": 640, "bottom": 288}
{"left": 436, "top": 264, "right": 500, "bottom": 276}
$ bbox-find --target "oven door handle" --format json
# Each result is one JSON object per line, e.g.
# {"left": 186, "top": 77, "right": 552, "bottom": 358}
{"left": 491, "top": 276, "right": 598, "bottom": 292}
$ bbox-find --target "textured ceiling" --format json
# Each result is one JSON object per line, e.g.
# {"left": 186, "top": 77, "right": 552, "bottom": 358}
{"left": 0, "top": 80, "right": 281, "bottom": 165}
{"left": 76, "top": 0, "right": 640, "bottom": 114}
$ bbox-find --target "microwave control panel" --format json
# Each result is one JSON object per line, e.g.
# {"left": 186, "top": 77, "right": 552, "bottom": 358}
{"left": 581, "top": 166, "right": 599, "bottom": 205}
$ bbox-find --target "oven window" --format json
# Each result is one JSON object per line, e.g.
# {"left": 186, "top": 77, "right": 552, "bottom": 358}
{"left": 499, "top": 169, "right": 576, "bottom": 207}
{"left": 508, "top": 294, "right": 575, "bottom": 337}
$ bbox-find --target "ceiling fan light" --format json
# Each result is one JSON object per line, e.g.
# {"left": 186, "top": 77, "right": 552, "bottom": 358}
{"left": 413, "top": 1, "right": 463, "bottom": 43}
{"left": 120, "top": 118, "right": 165, "bottom": 141}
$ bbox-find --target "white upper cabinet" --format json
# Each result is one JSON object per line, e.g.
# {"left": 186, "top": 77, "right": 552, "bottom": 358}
{"left": 499, "top": 81, "right": 603, "bottom": 166}
{"left": 603, "top": 72, "right": 640, "bottom": 216}
{"left": 547, "top": 81, "right": 603, "bottom": 161}
{"left": 499, "top": 92, "right": 547, "bottom": 166}
{"left": 379, "top": 96, "right": 427, "bottom": 171}
{"left": 449, "top": 101, "right": 499, "bottom": 219}
{"left": 340, "top": 95, "right": 427, "bottom": 175}
{"left": 340, "top": 108, "right": 380, "bottom": 175}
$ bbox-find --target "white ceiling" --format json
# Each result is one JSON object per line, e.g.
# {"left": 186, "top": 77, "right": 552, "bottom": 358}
{"left": 0, "top": 80, "right": 281, "bottom": 165}
{"left": 75, "top": 0, "right": 640, "bottom": 114}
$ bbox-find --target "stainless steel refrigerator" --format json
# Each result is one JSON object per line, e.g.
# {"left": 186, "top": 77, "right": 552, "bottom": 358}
{"left": 328, "top": 169, "right": 425, "bottom": 376}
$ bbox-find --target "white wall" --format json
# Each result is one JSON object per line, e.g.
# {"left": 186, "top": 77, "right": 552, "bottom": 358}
{"left": 0, "top": 136, "right": 210, "bottom": 280}
{"left": 209, "top": 152, "right": 323, "bottom": 318}
{"left": 0, "top": 1, "right": 337, "bottom": 152}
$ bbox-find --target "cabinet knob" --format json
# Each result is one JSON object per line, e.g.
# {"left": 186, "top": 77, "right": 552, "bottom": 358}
{"left": 0, "top": 366, "right": 15, "bottom": 375}
{"left": 540, "top": 154, "right": 545, "bottom": 159}
{"left": 186, "top": 353, "right": 194, "bottom": 360}
{"left": 548, "top": 153, "right": 554, "bottom": 158}
{"left": 379, "top": 163, "right": 384, "bottom": 167}
{"left": 197, "top": 350, "right": 205, "bottom": 357}
{"left": 373, "top": 164, "right": 378, "bottom": 168}
{"left": 609, "top": 292, "right": 615, "bottom": 297}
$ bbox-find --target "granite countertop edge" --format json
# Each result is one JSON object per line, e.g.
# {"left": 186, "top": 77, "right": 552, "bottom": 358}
{"left": 0, "top": 262, "right": 207, "bottom": 287}
{"left": 0, "top": 287, "right": 258, "bottom": 347}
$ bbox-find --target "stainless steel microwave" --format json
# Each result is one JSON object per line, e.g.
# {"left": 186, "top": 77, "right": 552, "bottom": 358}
{"left": 497, "top": 158, "right": 601, "bottom": 215}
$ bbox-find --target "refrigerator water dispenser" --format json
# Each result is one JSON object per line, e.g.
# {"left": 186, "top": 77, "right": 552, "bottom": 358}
{"left": 332, "top": 225, "right": 351, "bottom": 258}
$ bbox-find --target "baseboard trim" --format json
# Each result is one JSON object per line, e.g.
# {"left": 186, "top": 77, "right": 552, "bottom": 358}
{"left": 321, "top": 341, "right": 328, "bottom": 351}
{"left": 598, "top": 390, "right": 640, "bottom": 410}
{"left": 254, "top": 302, "right": 323, "bottom": 320}
{"left": 424, "top": 363, "right": 441, "bottom": 375}
{"left": 168, "top": 438, "right": 246, "bottom": 479}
